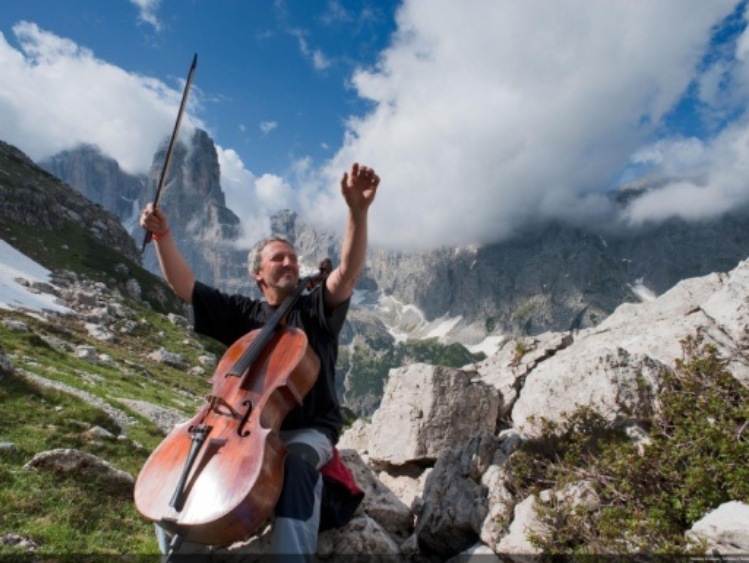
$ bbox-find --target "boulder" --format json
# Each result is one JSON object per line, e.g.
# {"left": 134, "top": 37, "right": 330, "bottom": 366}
{"left": 317, "top": 515, "right": 401, "bottom": 557}
{"left": 495, "top": 495, "right": 547, "bottom": 559}
{"left": 686, "top": 501, "right": 749, "bottom": 556}
{"left": 414, "top": 431, "right": 498, "bottom": 558}
{"left": 23, "top": 448, "right": 133, "bottom": 494}
{"left": 339, "top": 449, "right": 413, "bottom": 537}
{"left": 511, "top": 260, "right": 749, "bottom": 437}
{"left": 368, "top": 364, "right": 500, "bottom": 465}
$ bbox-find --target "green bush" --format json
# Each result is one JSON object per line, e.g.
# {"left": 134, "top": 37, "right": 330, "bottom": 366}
{"left": 507, "top": 334, "right": 749, "bottom": 555}
{"left": 401, "top": 337, "right": 484, "bottom": 366}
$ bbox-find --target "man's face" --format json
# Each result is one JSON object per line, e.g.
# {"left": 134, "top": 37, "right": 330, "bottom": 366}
{"left": 254, "top": 240, "right": 299, "bottom": 295}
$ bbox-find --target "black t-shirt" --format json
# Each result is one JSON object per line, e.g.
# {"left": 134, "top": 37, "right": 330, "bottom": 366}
{"left": 191, "top": 280, "right": 349, "bottom": 445}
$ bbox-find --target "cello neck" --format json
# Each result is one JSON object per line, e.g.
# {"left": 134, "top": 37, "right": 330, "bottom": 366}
{"left": 227, "top": 275, "right": 312, "bottom": 377}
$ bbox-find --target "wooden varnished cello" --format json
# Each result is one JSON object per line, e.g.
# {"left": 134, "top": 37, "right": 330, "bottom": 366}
{"left": 133, "top": 262, "right": 331, "bottom": 551}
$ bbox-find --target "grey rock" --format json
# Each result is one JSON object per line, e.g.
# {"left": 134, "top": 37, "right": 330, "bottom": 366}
{"left": 686, "top": 501, "right": 749, "bottom": 556}
{"left": 414, "top": 431, "right": 498, "bottom": 558}
{"left": 23, "top": 448, "right": 134, "bottom": 493}
{"left": 368, "top": 364, "right": 500, "bottom": 465}
{"left": 147, "top": 347, "right": 184, "bottom": 368}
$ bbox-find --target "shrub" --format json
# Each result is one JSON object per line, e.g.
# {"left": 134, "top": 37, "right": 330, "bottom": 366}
{"left": 507, "top": 334, "right": 749, "bottom": 555}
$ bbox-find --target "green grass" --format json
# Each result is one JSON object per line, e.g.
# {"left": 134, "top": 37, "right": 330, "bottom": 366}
{"left": 0, "top": 373, "right": 161, "bottom": 555}
{"left": 346, "top": 344, "right": 398, "bottom": 399}
{"left": 402, "top": 337, "right": 484, "bottom": 366}
{"left": 0, "top": 299, "right": 217, "bottom": 555}
{"left": 1, "top": 306, "right": 212, "bottom": 406}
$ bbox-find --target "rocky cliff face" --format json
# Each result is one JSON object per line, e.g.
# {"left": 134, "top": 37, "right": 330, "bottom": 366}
{"left": 140, "top": 129, "right": 252, "bottom": 295}
{"left": 364, "top": 223, "right": 633, "bottom": 336}
{"left": 332, "top": 256, "right": 749, "bottom": 558}
{"left": 273, "top": 208, "right": 749, "bottom": 340}
{"left": 37, "top": 130, "right": 254, "bottom": 296}
{"left": 39, "top": 144, "right": 146, "bottom": 224}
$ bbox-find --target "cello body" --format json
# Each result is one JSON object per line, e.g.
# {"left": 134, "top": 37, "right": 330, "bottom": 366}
{"left": 133, "top": 325, "right": 320, "bottom": 545}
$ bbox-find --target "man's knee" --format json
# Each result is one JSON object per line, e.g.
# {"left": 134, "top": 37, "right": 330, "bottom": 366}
{"left": 286, "top": 441, "right": 321, "bottom": 469}
{"left": 274, "top": 450, "right": 321, "bottom": 520}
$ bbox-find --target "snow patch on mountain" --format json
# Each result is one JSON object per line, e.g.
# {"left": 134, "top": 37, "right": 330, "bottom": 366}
{"left": 352, "top": 288, "right": 505, "bottom": 357}
{"left": 0, "top": 238, "right": 70, "bottom": 313}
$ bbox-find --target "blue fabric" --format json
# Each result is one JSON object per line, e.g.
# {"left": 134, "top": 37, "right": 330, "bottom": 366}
{"left": 274, "top": 450, "right": 320, "bottom": 520}
{"left": 269, "top": 460, "right": 323, "bottom": 561}
{"left": 268, "top": 429, "right": 331, "bottom": 560}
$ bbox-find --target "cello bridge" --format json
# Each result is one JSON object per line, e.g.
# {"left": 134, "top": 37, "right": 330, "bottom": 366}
{"left": 205, "top": 394, "right": 240, "bottom": 418}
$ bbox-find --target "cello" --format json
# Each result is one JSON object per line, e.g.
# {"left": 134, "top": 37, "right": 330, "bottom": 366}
{"left": 133, "top": 261, "right": 331, "bottom": 550}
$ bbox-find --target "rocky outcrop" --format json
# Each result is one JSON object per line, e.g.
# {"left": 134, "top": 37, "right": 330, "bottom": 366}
{"left": 140, "top": 129, "right": 252, "bottom": 294}
{"left": 24, "top": 448, "right": 134, "bottom": 494}
{"left": 368, "top": 364, "right": 500, "bottom": 466}
{"left": 510, "top": 259, "right": 749, "bottom": 436}
{"left": 0, "top": 140, "right": 140, "bottom": 263}
{"left": 325, "top": 257, "right": 749, "bottom": 558}
{"left": 413, "top": 432, "right": 497, "bottom": 557}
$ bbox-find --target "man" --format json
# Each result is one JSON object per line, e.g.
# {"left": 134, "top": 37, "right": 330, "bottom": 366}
{"left": 140, "top": 162, "right": 379, "bottom": 559}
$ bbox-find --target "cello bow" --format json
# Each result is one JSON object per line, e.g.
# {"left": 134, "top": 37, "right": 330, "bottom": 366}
{"left": 141, "top": 53, "right": 198, "bottom": 253}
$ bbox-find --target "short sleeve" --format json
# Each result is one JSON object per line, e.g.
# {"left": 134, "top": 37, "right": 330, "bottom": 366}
{"left": 314, "top": 287, "right": 349, "bottom": 338}
{"left": 191, "top": 281, "right": 263, "bottom": 346}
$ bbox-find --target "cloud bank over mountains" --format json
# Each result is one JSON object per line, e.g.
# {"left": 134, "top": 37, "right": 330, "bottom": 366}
{"left": 2, "top": 1, "right": 749, "bottom": 250}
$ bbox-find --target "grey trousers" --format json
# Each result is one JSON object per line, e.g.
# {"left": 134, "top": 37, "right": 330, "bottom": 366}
{"left": 155, "top": 428, "right": 333, "bottom": 560}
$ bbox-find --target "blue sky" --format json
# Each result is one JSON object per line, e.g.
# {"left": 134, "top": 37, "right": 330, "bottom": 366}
{"left": 0, "top": 0, "right": 397, "bottom": 174}
{"left": 1, "top": 1, "right": 749, "bottom": 250}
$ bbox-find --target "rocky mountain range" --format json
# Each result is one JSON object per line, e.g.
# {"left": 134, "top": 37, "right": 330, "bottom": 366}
{"left": 0, "top": 140, "right": 139, "bottom": 265}
{"left": 40, "top": 130, "right": 252, "bottom": 296}
{"left": 38, "top": 128, "right": 749, "bottom": 344}
{"left": 38, "top": 143, "right": 145, "bottom": 225}
{"left": 34, "top": 127, "right": 749, "bottom": 415}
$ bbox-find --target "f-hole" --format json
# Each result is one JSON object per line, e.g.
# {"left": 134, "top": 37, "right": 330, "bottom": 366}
{"left": 238, "top": 399, "right": 253, "bottom": 437}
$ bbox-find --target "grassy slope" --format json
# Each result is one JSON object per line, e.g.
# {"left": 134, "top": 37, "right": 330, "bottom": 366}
{"left": 0, "top": 208, "right": 223, "bottom": 554}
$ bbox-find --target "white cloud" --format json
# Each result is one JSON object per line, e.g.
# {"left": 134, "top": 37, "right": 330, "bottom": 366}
{"left": 131, "top": 0, "right": 162, "bottom": 32}
{"left": 621, "top": 7, "right": 749, "bottom": 226}
{"left": 2, "top": 2, "right": 749, "bottom": 253}
{"left": 216, "top": 146, "right": 282, "bottom": 248}
{"left": 255, "top": 174, "right": 294, "bottom": 209}
{"left": 311, "top": 49, "right": 331, "bottom": 71}
{"left": 300, "top": 0, "right": 742, "bottom": 249}
{"left": 624, "top": 115, "right": 749, "bottom": 224}
{"left": 0, "top": 22, "right": 202, "bottom": 175}
{"left": 290, "top": 28, "right": 331, "bottom": 70}
{"left": 260, "top": 121, "right": 278, "bottom": 134}
{"left": 630, "top": 137, "right": 711, "bottom": 175}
